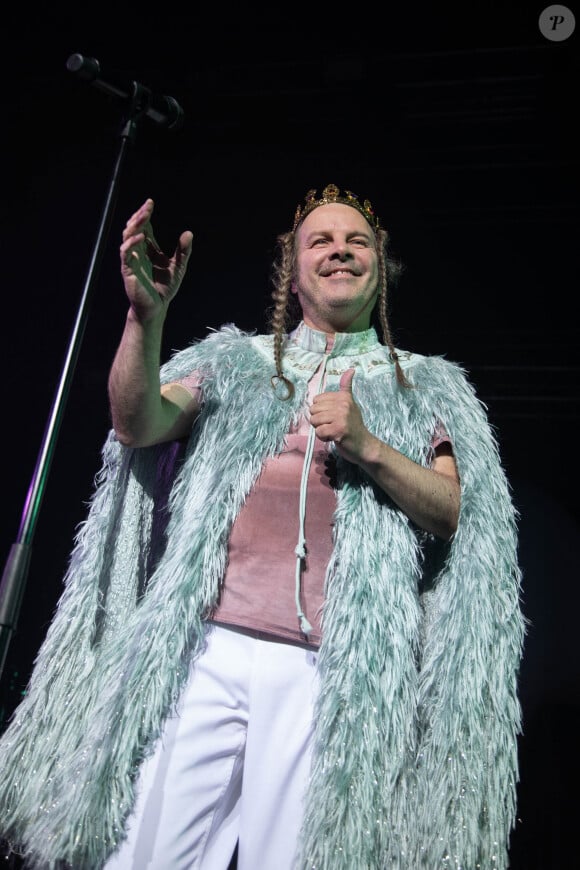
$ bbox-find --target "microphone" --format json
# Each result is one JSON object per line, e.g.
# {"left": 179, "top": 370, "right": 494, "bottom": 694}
{"left": 66, "top": 53, "right": 184, "bottom": 131}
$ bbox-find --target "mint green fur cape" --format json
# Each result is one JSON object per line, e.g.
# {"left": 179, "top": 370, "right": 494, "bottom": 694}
{"left": 0, "top": 326, "right": 524, "bottom": 869}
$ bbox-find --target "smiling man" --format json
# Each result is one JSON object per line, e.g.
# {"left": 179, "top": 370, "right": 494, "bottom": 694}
{"left": 292, "top": 200, "right": 380, "bottom": 332}
{"left": 0, "top": 184, "right": 525, "bottom": 870}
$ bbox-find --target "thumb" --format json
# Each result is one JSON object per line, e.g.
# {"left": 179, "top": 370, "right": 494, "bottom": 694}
{"left": 339, "top": 368, "right": 355, "bottom": 392}
{"left": 178, "top": 230, "right": 194, "bottom": 258}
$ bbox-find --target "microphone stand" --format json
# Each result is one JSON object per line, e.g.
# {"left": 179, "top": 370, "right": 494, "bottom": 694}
{"left": 0, "top": 55, "right": 183, "bottom": 682}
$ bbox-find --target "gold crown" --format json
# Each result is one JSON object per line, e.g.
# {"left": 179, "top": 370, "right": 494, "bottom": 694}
{"left": 292, "top": 183, "right": 380, "bottom": 232}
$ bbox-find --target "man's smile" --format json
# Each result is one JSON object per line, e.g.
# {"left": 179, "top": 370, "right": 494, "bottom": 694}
{"left": 320, "top": 267, "right": 360, "bottom": 277}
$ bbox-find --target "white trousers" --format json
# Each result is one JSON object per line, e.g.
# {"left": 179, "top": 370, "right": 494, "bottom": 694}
{"left": 104, "top": 624, "right": 319, "bottom": 870}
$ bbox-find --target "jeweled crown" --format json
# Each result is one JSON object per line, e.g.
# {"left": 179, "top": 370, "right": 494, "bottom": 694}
{"left": 292, "top": 183, "right": 380, "bottom": 232}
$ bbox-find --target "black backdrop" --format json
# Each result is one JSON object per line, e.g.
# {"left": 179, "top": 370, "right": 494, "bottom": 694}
{"left": 1, "top": 4, "right": 578, "bottom": 868}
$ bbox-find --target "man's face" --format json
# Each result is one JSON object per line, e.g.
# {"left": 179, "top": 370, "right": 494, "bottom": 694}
{"left": 292, "top": 203, "right": 379, "bottom": 334}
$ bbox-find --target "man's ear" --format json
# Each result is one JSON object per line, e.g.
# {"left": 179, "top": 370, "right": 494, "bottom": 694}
{"left": 290, "top": 282, "right": 298, "bottom": 296}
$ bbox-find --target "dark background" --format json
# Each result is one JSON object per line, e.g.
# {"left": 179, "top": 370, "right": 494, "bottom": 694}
{"left": 1, "top": 3, "right": 578, "bottom": 867}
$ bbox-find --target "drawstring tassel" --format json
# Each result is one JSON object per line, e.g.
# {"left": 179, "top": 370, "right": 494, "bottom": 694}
{"left": 294, "top": 354, "right": 329, "bottom": 638}
{"left": 295, "top": 538, "right": 313, "bottom": 636}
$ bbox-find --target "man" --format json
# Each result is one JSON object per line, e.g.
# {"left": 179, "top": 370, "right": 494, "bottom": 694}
{"left": 0, "top": 185, "right": 524, "bottom": 869}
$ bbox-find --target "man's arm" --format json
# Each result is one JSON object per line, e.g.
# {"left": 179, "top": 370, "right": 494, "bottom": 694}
{"left": 108, "top": 198, "right": 199, "bottom": 448}
{"left": 354, "top": 437, "right": 460, "bottom": 541}
{"left": 309, "top": 369, "right": 461, "bottom": 541}
{"left": 108, "top": 311, "right": 200, "bottom": 447}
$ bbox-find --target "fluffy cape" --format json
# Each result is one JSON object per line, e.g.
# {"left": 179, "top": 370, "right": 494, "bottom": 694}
{"left": 0, "top": 326, "right": 525, "bottom": 869}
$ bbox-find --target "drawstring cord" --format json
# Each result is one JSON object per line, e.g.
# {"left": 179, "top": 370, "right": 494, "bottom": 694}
{"left": 294, "top": 354, "right": 329, "bottom": 636}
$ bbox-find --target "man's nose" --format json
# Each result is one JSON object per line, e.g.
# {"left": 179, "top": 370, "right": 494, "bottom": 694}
{"left": 329, "top": 243, "right": 353, "bottom": 260}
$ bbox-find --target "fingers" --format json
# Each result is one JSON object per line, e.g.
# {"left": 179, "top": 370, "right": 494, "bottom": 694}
{"left": 119, "top": 200, "right": 193, "bottom": 303}
{"left": 122, "top": 199, "right": 154, "bottom": 243}
{"left": 121, "top": 201, "right": 153, "bottom": 271}
{"left": 121, "top": 199, "right": 193, "bottom": 262}
{"left": 121, "top": 201, "right": 161, "bottom": 270}
{"left": 120, "top": 232, "right": 147, "bottom": 273}
{"left": 310, "top": 394, "right": 350, "bottom": 431}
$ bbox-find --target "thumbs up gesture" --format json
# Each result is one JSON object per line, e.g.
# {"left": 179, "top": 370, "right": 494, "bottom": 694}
{"left": 309, "top": 368, "right": 374, "bottom": 464}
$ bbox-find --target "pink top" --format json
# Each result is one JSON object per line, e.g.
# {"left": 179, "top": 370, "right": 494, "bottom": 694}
{"left": 213, "top": 432, "right": 334, "bottom": 646}
{"left": 175, "top": 326, "right": 451, "bottom": 648}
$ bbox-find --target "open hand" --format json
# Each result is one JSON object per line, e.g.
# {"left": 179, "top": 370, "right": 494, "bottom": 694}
{"left": 120, "top": 198, "right": 193, "bottom": 322}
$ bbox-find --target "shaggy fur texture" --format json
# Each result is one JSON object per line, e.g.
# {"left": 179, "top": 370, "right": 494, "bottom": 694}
{"left": 0, "top": 326, "right": 524, "bottom": 869}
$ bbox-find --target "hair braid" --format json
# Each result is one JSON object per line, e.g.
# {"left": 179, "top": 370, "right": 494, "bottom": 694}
{"left": 267, "top": 231, "right": 297, "bottom": 399}
{"left": 375, "top": 228, "right": 412, "bottom": 388}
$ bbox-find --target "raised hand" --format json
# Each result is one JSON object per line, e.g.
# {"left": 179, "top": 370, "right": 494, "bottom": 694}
{"left": 120, "top": 198, "right": 193, "bottom": 322}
